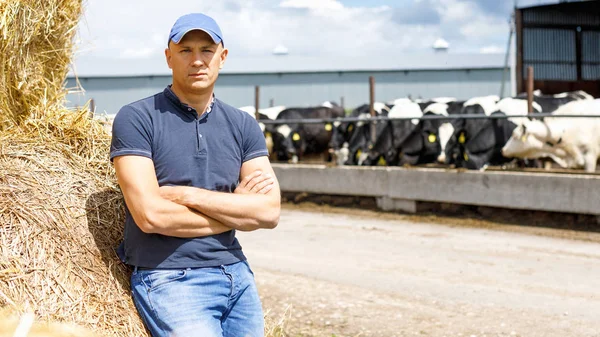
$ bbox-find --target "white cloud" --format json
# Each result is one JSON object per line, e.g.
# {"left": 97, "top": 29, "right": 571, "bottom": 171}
{"left": 280, "top": 0, "right": 344, "bottom": 10}
{"left": 422, "top": 0, "right": 511, "bottom": 53}
{"left": 73, "top": 0, "right": 514, "bottom": 65}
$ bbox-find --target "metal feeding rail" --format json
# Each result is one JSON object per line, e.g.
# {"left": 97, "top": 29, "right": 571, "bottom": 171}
{"left": 257, "top": 113, "right": 600, "bottom": 125}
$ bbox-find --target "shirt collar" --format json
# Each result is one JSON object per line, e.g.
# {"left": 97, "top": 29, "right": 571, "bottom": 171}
{"left": 164, "top": 85, "right": 216, "bottom": 115}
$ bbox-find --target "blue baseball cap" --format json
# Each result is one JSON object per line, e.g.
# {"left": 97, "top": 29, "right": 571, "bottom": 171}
{"left": 168, "top": 13, "right": 224, "bottom": 46}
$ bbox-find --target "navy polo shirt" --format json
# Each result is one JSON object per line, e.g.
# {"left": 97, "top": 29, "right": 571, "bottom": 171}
{"left": 110, "top": 86, "right": 269, "bottom": 268}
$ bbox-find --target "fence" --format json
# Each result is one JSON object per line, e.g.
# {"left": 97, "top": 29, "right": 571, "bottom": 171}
{"left": 253, "top": 67, "right": 599, "bottom": 126}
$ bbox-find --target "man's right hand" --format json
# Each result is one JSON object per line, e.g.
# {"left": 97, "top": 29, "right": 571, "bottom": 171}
{"left": 235, "top": 170, "right": 274, "bottom": 195}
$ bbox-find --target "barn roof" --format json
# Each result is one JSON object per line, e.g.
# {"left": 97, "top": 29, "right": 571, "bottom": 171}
{"left": 518, "top": 0, "right": 599, "bottom": 10}
{"left": 67, "top": 52, "right": 506, "bottom": 78}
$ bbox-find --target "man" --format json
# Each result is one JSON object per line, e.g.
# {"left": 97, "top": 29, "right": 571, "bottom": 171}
{"left": 109, "top": 13, "right": 280, "bottom": 337}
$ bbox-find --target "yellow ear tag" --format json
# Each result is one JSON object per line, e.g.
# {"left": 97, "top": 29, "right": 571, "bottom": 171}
{"left": 348, "top": 124, "right": 354, "bottom": 132}
{"left": 458, "top": 133, "right": 466, "bottom": 144}
{"left": 463, "top": 152, "right": 469, "bottom": 161}
{"left": 265, "top": 132, "right": 272, "bottom": 138}
{"left": 355, "top": 149, "right": 362, "bottom": 160}
{"left": 377, "top": 156, "right": 387, "bottom": 166}
{"left": 521, "top": 135, "right": 527, "bottom": 142}
{"left": 292, "top": 133, "right": 301, "bottom": 141}
{"left": 325, "top": 124, "right": 332, "bottom": 131}
{"left": 428, "top": 134, "right": 437, "bottom": 143}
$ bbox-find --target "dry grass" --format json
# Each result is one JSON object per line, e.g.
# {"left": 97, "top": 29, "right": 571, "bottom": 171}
{"left": 0, "top": 107, "right": 147, "bottom": 336}
{"left": 0, "top": 310, "right": 99, "bottom": 337}
{"left": 0, "top": 0, "right": 82, "bottom": 129}
{"left": 264, "top": 305, "right": 292, "bottom": 337}
{"left": 0, "top": 0, "right": 148, "bottom": 335}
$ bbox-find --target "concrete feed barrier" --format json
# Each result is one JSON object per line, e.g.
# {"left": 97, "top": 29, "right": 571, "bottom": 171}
{"left": 272, "top": 164, "right": 600, "bottom": 216}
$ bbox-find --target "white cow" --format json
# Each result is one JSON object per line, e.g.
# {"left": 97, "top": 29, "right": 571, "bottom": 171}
{"left": 502, "top": 99, "right": 600, "bottom": 172}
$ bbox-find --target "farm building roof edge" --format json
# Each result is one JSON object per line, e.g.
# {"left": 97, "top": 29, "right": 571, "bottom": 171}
{"left": 68, "top": 52, "right": 507, "bottom": 78}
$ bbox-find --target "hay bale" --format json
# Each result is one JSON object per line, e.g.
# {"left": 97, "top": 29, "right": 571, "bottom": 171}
{"left": 0, "top": 0, "right": 148, "bottom": 334}
{"left": 0, "top": 0, "right": 82, "bottom": 129}
{"left": 0, "top": 312, "right": 99, "bottom": 337}
{"left": 0, "top": 109, "right": 148, "bottom": 336}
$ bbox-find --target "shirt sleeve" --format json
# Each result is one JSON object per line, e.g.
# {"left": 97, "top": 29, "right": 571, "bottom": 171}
{"left": 242, "top": 114, "right": 269, "bottom": 162}
{"left": 110, "top": 105, "right": 153, "bottom": 162}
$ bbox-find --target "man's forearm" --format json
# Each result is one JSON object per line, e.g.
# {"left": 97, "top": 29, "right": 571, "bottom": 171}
{"left": 175, "top": 188, "right": 280, "bottom": 231}
{"left": 140, "top": 196, "right": 232, "bottom": 238}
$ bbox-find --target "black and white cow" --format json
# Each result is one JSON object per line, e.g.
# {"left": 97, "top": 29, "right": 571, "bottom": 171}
{"left": 422, "top": 101, "right": 465, "bottom": 164}
{"left": 360, "top": 100, "right": 423, "bottom": 166}
{"left": 273, "top": 105, "right": 345, "bottom": 163}
{"left": 516, "top": 90, "right": 594, "bottom": 112}
{"left": 443, "top": 95, "right": 504, "bottom": 169}
{"left": 329, "top": 102, "right": 392, "bottom": 165}
{"left": 239, "top": 105, "right": 287, "bottom": 157}
{"left": 415, "top": 97, "right": 458, "bottom": 113}
{"left": 444, "top": 91, "right": 593, "bottom": 169}
{"left": 361, "top": 100, "right": 465, "bottom": 166}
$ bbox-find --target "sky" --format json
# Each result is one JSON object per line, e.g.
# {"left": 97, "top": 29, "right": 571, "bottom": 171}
{"left": 73, "top": 0, "right": 567, "bottom": 62}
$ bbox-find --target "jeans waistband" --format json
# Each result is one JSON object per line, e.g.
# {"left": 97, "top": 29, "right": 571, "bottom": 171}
{"left": 133, "top": 266, "right": 154, "bottom": 272}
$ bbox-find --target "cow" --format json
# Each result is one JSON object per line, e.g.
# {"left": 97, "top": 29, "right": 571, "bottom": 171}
{"left": 329, "top": 102, "right": 391, "bottom": 166}
{"left": 502, "top": 99, "right": 600, "bottom": 172}
{"left": 412, "top": 101, "right": 466, "bottom": 164}
{"left": 442, "top": 95, "right": 501, "bottom": 168}
{"left": 414, "top": 97, "right": 458, "bottom": 113}
{"left": 516, "top": 90, "right": 594, "bottom": 112}
{"left": 322, "top": 100, "right": 345, "bottom": 117}
{"left": 273, "top": 105, "right": 345, "bottom": 163}
{"left": 360, "top": 100, "right": 425, "bottom": 166}
{"left": 361, "top": 100, "right": 466, "bottom": 167}
{"left": 238, "top": 105, "right": 286, "bottom": 157}
{"left": 445, "top": 92, "right": 593, "bottom": 170}
{"left": 340, "top": 101, "right": 419, "bottom": 166}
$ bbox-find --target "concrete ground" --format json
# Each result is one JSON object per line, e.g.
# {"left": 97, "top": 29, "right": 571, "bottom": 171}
{"left": 238, "top": 204, "right": 600, "bottom": 337}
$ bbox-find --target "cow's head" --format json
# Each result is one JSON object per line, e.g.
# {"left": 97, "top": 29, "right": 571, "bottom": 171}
{"left": 329, "top": 119, "right": 355, "bottom": 150}
{"left": 437, "top": 123, "right": 455, "bottom": 164}
{"left": 272, "top": 124, "right": 297, "bottom": 161}
{"left": 443, "top": 118, "right": 468, "bottom": 165}
{"left": 502, "top": 123, "right": 568, "bottom": 163}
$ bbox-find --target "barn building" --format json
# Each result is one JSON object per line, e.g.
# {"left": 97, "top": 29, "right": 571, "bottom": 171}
{"left": 65, "top": 52, "right": 511, "bottom": 116}
{"left": 516, "top": 0, "right": 600, "bottom": 97}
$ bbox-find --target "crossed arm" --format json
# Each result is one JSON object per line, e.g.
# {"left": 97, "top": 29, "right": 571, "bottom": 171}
{"left": 113, "top": 155, "right": 280, "bottom": 238}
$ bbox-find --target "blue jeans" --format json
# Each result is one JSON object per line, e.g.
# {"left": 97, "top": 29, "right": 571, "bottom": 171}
{"left": 130, "top": 260, "right": 264, "bottom": 337}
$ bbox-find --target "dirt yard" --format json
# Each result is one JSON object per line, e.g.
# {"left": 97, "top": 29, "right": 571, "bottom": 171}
{"left": 238, "top": 203, "right": 600, "bottom": 337}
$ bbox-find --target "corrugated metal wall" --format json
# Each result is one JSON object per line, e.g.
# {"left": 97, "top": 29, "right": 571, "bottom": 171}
{"left": 582, "top": 30, "right": 600, "bottom": 80}
{"left": 66, "top": 68, "right": 509, "bottom": 115}
{"left": 523, "top": 28, "right": 577, "bottom": 80}
{"left": 518, "top": 1, "right": 600, "bottom": 92}
{"left": 522, "top": 5, "right": 600, "bottom": 26}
